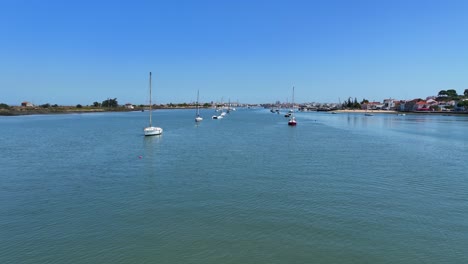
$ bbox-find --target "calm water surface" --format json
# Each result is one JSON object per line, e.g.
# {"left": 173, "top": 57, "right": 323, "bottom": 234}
{"left": 1, "top": 109, "right": 467, "bottom": 263}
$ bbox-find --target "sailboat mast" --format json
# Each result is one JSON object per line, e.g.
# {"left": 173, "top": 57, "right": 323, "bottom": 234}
{"left": 292, "top": 86, "right": 295, "bottom": 116}
{"left": 196, "top": 89, "right": 200, "bottom": 116}
{"left": 149, "top": 72, "right": 152, "bottom": 127}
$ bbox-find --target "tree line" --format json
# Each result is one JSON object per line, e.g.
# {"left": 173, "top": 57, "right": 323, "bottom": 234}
{"left": 341, "top": 98, "right": 373, "bottom": 109}
{"left": 437, "top": 89, "right": 468, "bottom": 108}
{"left": 437, "top": 89, "right": 468, "bottom": 99}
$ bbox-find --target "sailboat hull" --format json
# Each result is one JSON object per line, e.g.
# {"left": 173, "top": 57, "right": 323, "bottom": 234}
{"left": 195, "top": 117, "right": 203, "bottom": 122}
{"left": 288, "top": 121, "right": 297, "bottom": 126}
{"left": 144, "top": 126, "right": 163, "bottom": 136}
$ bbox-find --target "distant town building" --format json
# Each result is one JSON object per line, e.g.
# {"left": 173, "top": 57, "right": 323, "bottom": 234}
{"left": 124, "top": 103, "right": 134, "bottom": 109}
{"left": 21, "top": 101, "right": 34, "bottom": 107}
{"left": 383, "top": 99, "right": 397, "bottom": 110}
{"left": 400, "top": 99, "right": 418, "bottom": 112}
{"left": 415, "top": 100, "right": 430, "bottom": 111}
{"left": 363, "top": 102, "right": 384, "bottom": 110}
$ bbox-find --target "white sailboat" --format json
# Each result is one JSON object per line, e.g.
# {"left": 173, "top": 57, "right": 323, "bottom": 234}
{"left": 144, "top": 72, "right": 163, "bottom": 136}
{"left": 288, "top": 87, "right": 297, "bottom": 126}
{"left": 195, "top": 90, "right": 203, "bottom": 122}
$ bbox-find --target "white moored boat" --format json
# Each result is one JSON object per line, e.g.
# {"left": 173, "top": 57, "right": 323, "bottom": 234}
{"left": 144, "top": 72, "right": 163, "bottom": 136}
{"left": 195, "top": 90, "right": 203, "bottom": 122}
{"left": 288, "top": 87, "right": 297, "bottom": 126}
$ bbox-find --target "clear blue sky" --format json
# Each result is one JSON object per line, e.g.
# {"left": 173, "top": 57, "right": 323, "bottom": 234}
{"left": 1, "top": 0, "right": 468, "bottom": 105}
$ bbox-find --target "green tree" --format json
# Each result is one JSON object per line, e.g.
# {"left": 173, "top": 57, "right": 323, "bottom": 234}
{"left": 203, "top": 103, "right": 211, "bottom": 108}
{"left": 464, "top": 89, "right": 468, "bottom": 97}
{"left": 446, "top": 89, "right": 458, "bottom": 97}
{"left": 0, "top": 103, "right": 10, "bottom": 109}
{"left": 438, "top": 90, "right": 448, "bottom": 96}
{"left": 76, "top": 104, "right": 83, "bottom": 108}
{"left": 353, "top": 98, "right": 361, "bottom": 109}
{"left": 40, "top": 103, "right": 50, "bottom": 108}
{"left": 360, "top": 99, "right": 369, "bottom": 104}
{"left": 429, "top": 105, "right": 440, "bottom": 111}
{"left": 457, "top": 100, "right": 468, "bottom": 108}
{"left": 102, "top": 98, "right": 118, "bottom": 107}
{"left": 93, "top": 101, "right": 101, "bottom": 107}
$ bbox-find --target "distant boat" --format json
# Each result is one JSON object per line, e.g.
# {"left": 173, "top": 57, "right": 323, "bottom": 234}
{"left": 288, "top": 87, "right": 297, "bottom": 126}
{"left": 195, "top": 90, "right": 203, "bottom": 122}
{"left": 144, "top": 72, "right": 163, "bottom": 136}
{"left": 212, "top": 111, "right": 226, "bottom": 120}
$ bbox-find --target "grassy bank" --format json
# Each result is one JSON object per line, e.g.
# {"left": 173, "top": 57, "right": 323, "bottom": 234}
{"left": 0, "top": 106, "right": 143, "bottom": 116}
{"left": 0, "top": 105, "right": 214, "bottom": 116}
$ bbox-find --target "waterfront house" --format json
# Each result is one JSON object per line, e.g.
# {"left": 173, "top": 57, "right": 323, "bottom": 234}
{"left": 362, "top": 102, "right": 383, "bottom": 110}
{"left": 415, "top": 100, "right": 431, "bottom": 111}
{"left": 21, "top": 101, "right": 34, "bottom": 107}
{"left": 393, "top": 101, "right": 402, "bottom": 110}
{"left": 383, "top": 99, "right": 398, "bottom": 110}
{"left": 124, "top": 103, "right": 134, "bottom": 109}
{"left": 400, "top": 99, "right": 419, "bottom": 112}
{"left": 399, "top": 100, "right": 406, "bottom": 111}
{"left": 436, "top": 100, "right": 455, "bottom": 110}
